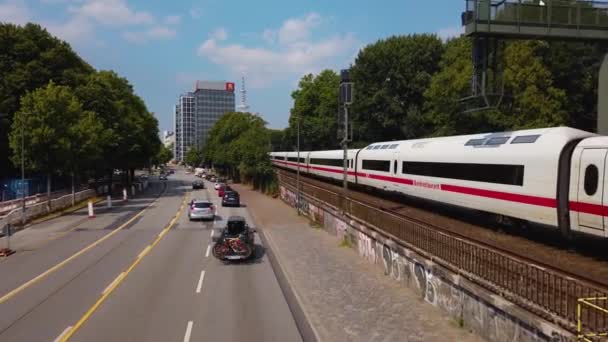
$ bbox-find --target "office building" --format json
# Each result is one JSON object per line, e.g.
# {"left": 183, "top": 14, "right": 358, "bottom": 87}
{"left": 174, "top": 81, "right": 235, "bottom": 162}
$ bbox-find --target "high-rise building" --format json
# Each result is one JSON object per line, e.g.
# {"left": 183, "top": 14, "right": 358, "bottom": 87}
{"left": 174, "top": 81, "right": 235, "bottom": 162}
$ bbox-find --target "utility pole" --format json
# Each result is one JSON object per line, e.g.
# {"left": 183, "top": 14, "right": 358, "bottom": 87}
{"left": 339, "top": 69, "right": 354, "bottom": 191}
{"left": 296, "top": 113, "right": 301, "bottom": 215}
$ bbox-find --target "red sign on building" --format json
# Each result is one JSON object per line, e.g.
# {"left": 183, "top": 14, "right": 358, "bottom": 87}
{"left": 225, "top": 82, "right": 235, "bottom": 91}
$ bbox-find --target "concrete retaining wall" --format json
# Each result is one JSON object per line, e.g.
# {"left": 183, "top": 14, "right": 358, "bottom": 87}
{"left": 279, "top": 185, "right": 575, "bottom": 342}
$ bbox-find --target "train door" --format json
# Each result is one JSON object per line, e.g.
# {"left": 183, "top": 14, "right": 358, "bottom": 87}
{"left": 577, "top": 149, "right": 608, "bottom": 231}
{"left": 392, "top": 152, "right": 399, "bottom": 175}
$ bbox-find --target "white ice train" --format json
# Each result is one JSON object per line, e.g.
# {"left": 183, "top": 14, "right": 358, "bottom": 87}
{"left": 270, "top": 127, "right": 608, "bottom": 239}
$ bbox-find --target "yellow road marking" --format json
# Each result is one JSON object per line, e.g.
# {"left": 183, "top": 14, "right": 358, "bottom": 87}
{"left": 0, "top": 197, "right": 156, "bottom": 305}
{"left": 59, "top": 196, "right": 187, "bottom": 341}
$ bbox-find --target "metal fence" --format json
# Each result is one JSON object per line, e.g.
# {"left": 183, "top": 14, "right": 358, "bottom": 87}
{"left": 278, "top": 171, "right": 608, "bottom": 334}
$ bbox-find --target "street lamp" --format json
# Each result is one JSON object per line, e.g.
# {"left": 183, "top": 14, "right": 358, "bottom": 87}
{"left": 296, "top": 113, "right": 301, "bottom": 215}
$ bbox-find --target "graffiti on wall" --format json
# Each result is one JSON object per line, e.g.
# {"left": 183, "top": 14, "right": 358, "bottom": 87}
{"left": 357, "top": 231, "right": 377, "bottom": 264}
{"left": 308, "top": 203, "right": 324, "bottom": 224}
{"left": 336, "top": 218, "right": 348, "bottom": 240}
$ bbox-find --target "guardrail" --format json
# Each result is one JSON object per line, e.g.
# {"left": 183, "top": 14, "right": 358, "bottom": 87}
{"left": 0, "top": 189, "right": 96, "bottom": 229}
{"left": 278, "top": 171, "right": 608, "bottom": 334}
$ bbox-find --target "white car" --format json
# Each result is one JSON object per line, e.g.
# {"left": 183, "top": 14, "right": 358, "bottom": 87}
{"left": 188, "top": 200, "right": 215, "bottom": 221}
{"left": 214, "top": 182, "right": 221, "bottom": 190}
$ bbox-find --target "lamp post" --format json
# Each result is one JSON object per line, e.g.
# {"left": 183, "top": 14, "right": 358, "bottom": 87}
{"left": 296, "top": 113, "right": 301, "bottom": 215}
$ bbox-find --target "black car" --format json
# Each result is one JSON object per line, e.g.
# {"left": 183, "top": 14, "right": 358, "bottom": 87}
{"left": 222, "top": 191, "right": 240, "bottom": 207}
{"left": 192, "top": 180, "right": 205, "bottom": 189}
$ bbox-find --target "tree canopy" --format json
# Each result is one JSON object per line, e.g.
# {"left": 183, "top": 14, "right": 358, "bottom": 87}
{"left": 1, "top": 22, "right": 161, "bottom": 190}
{"left": 204, "top": 112, "right": 274, "bottom": 191}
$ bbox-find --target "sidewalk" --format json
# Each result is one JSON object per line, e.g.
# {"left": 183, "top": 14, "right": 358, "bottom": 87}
{"left": 234, "top": 184, "right": 482, "bottom": 342}
{"left": 0, "top": 182, "right": 161, "bottom": 253}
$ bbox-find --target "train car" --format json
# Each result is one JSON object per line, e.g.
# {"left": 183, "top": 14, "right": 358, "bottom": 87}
{"left": 568, "top": 136, "right": 608, "bottom": 238}
{"left": 273, "top": 127, "right": 608, "bottom": 238}
{"left": 307, "top": 149, "right": 358, "bottom": 183}
{"left": 269, "top": 152, "right": 287, "bottom": 168}
{"left": 356, "top": 127, "right": 597, "bottom": 236}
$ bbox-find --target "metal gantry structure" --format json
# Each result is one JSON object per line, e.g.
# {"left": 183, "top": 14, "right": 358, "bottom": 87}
{"left": 462, "top": 0, "right": 608, "bottom": 134}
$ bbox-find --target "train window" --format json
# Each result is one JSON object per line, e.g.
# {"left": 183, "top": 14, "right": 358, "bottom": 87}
{"left": 465, "top": 139, "right": 485, "bottom": 146}
{"left": 381, "top": 145, "right": 389, "bottom": 149}
{"left": 485, "top": 137, "right": 510, "bottom": 146}
{"left": 275, "top": 156, "right": 285, "bottom": 160}
{"left": 362, "top": 160, "right": 391, "bottom": 172}
{"left": 511, "top": 135, "right": 540, "bottom": 144}
{"left": 310, "top": 158, "right": 343, "bottom": 167}
{"left": 389, "top": 144, "right": 399, "bottom": 149}
{"left": 287, "top": 157, "right": 306, "bottom": 163}
{"left": 367, "top": 146, "right": 375, "bottom": 150}
{"left": 403, "top": 161, "right": 524, "bottom": 186}
{"left": 584, "top": 165, "right": 599, "bottom": 196}
{"left": 373, "top": 145, "right": 382, "bottom": 150}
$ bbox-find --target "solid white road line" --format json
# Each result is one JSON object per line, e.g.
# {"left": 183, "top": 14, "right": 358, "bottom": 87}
{"left": 195, "top": 270, "right": 206, "bottom": 293}
{"left": 102, "top": 272, "right": 125, "bottom": 295}
{"left": 53, "top": 326, "right": 72, "bottom": 342}
{"left": 205, "top": 244, "right": 211, "bottom": 258}
{"left": 183, "top": 321, "right": 194, "bottom": 342}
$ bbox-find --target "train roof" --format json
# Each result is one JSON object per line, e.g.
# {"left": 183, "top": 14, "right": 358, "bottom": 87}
{"left": 364, "top": 127, "right": 595, "bottom": 151}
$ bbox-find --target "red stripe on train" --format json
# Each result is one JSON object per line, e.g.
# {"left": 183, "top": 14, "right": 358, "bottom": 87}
{"left": 272, "top": 160, "right": 608, "bottom": 216}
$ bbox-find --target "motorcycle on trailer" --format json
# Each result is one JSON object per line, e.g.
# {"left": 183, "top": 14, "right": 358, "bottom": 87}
{"left": 212, "top": 216, "right": 255, "bottom": 261}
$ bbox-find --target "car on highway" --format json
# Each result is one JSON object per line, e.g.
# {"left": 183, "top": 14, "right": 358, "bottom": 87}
{"left": 188, "top": 200, "right": 215, "bottom": 221}
{"left": 218, "top": 185, "right": 228, "bottom": 197}
{"left": 159, "top": 174, "right": 168, "bottom": 180}
{"left": 222, "top": 191, "right": 240, "bottom": 207}
{"left": 192, "top": 180, "right": 205, "bottom": 189}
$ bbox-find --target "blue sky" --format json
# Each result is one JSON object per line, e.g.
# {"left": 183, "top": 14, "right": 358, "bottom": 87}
{"left": 0, "top": 0, "right": 464, "bottom": 132}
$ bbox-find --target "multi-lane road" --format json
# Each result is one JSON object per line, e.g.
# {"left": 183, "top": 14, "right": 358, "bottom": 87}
{"left": 0, "top": 171, "right": 302, "bottom": 342}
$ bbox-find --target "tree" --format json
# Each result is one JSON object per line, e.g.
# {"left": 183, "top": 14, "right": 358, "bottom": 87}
{"left": 0, "top": 23, "right": 94, "bottom": 179}
{"left": 9, "top": 82, "right": 98, "bottom": 208}
{"left": 154, "top": 145, "right": 173, "bottom": 166}
{"left": 350, "top": 34, "right": 444, "bottom": 143}
{"left": 75, "top": 70, "right": 161, "bottom": 184}
{"left": 286, "top": 70, "right": 340, "bottom": 151}
{"left": 204, "top": 112, "right": 274, "bottom": 191}
{"left": 185, "top": 146, "right": 204, "bottom": 167}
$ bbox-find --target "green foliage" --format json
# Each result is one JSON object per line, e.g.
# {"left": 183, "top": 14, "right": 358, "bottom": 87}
{"left": 0, "top": 23, "right": 94, "bottom": 178}
{"left": 204, "top": 112, "right": 274, "bottom": 190}
{"left": 185, "top": 146, "right": 204, "bottom": 167}
{"left": 350, "top": 34, "right": 444, "bottom": 143}
{"left": 285, "top": 70, "right": 341, "bottom": 151}
{"left": 1, "top": 23, "right": 160, "bottom": 184}
{"left": 154, "top": 145, "right": 173, "bottom": 166}
{"left": 9, "top": 82, "right": 97, "bottom": 176}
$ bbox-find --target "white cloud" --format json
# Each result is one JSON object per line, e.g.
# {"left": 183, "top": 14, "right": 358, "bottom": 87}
{"left": 189, "top": 7, "right": 201, "bottom": 19}
{"left": 123, "top": 25, "right": 176, "bottom": 44}
{"left": 278, "top": 12, "right": 320, "bottom": 45}
{"left": 210, "top": 27, "right": 227, "bottom": 41}
{"left": 44, "top": 14, "right": 95, "bottom": 43}
{"left": 72, "top": 0, "right": 154, "bottom": 27}
{"left": 164, "top": 15, "right": 180, "bottom": 25}
{"left": 437, "top": 26, "right": 464, "bottom": 41}
{"left": 198, "top": 14, "right": 358, "bottom": 88}
{"left": 0, "top": 0, "right": 31, "bottom": 25}
{"left": 262, "top": 29, "right": 275, "bottom": 44}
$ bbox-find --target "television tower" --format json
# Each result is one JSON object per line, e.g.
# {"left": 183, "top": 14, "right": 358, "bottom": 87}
{"left": 236, "top": 75, "right": 250, "bottom": 112}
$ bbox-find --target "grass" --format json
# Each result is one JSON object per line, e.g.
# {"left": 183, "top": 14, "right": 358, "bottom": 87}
{"left": 338, "top": 236, "right": 353, "bottom": 248}
{"left": 310, "top": 222, "right": 323, "bottom": 230}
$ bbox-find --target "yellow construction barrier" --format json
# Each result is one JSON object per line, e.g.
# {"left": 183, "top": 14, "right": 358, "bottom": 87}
{"left": 578, "top": 297, "right": 608, "bottom": 341}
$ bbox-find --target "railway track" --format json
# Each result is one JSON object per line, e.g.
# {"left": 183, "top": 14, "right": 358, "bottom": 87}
{"left": 276, "top": 168, "right": 608, "bottom": 336}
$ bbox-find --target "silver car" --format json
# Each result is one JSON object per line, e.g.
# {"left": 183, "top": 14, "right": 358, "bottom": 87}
{"left": 188, "top": 200, "right": 215, "bottom": 221}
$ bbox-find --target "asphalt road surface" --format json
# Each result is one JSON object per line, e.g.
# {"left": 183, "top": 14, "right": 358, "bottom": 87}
{"left": 0, "top": 170, "right": 301, "bottom": 342}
